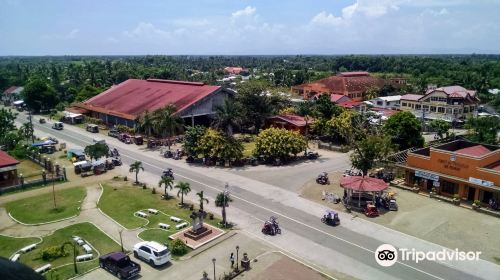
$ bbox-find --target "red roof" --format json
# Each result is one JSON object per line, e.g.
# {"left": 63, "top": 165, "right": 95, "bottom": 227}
{"left": 401, "top": 94, "right": 424, "bottom": 101}
{"left": 340, "top": 176, "right": 388, "bottom": 192}
{"left": 0, "top": 150, "right": 19, "bottom": 167}
{"left": 4, "top": 86, "right": 18, "bottom": 94}
{"left": 269, "top": 114, "right": 308, "bottom": 127}
{"left": 337, "top": 71, "right": 370, "bottom": 77}
{"left": 75, "top": 79, "right": 221, "bottom": 120}
{"left": 224, "top": 67, "right": 245, "bottom": 74}
{"left": 338, "top": 100, "right": 363, "bottom": 108}
{"left": 455, "top": 145, "right": 491, "bottom": 157}
{"left": 330, "top": 94, "right": 350, "bottom": 103}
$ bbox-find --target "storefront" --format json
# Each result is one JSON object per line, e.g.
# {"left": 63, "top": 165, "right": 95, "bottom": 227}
{"left": 399, "top": 140, "right": 500, "bottom": 204}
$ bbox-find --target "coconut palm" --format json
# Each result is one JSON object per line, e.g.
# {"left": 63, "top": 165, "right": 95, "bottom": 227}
{"left": 129, "top": 161, "right": 144, "bottom": 184}
{"left": 158, "top": 176, "right": 174, "bottom": 199}
{"left": 196, "top": 191, "right": 209, "bottom": 212}
{"left": 213, "top": 99, "right": 243, "bottom": 136}
{"left": 175, "top": 181, "right": 191, "bottom": 205}
{"left": 152, "top": 105, "right": 183, "bottom": 147}
{"left": 136, "top": 110, "right": 153, "bottom": 138}
{"left": 215, "top": 191, "right": 232, "bottom": 227}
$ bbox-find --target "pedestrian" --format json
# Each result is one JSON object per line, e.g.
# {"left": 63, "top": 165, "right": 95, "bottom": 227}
{"left": 230, "top": 252, "right": 235, "bottom": 268}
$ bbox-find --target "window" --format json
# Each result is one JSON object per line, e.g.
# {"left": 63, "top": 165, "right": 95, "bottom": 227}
{"left": 430, "top": 106, "right": 436, "bottom": 112}
{"left": 415, "top": 104, "right": 421, "bottom": 110}
{"left": 402, "top": 102, "right": 407, "bottom": 107}
{"left": 423, "top": 105, "right": 429, "bottom": 111}
{"left": 464, "top": 107, "right": 469, "bottom": 113}
{"left": 140, "top": 246, "right": 151, "bottom": 254}
{"left": 441, "top": 181, "right": 458, "bottom": 194}
{"left": 437, "top": 107, "right": 445, "bottom": 113}
{"left": 446, "top": 108, "right": 452, "bottom": 114}
{"left": 377, "top": 101, "right": 383, "bottom": 106}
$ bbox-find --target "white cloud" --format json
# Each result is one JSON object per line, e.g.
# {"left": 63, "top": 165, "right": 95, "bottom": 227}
{"left": 66, "top": 28, "right": 79, "bottom": 39}
{"left": 231, "top": 6, "right": 256, "bottom": 19}
{"left": 422, "top": 8, "right": 449, "bottom": 16}
{"left": 311, "top": 11, "right": 343, "bottom": 26}
{"left": 122, "top": 22, "right": 170, "bottom": 38}
{"left": 342, "top": 3, "right": 358, "bottom": 19}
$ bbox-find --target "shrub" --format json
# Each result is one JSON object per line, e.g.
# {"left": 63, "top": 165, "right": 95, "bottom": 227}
{"left": 152, "top": 187, "right": 156, "bottom": 194}
{"left": 209, "top": 213, "right": 214, "bottom": 220}
{"left": 170, "top": 238, "right": 188, "bottom": 256}
{"left": 473, "top": 200, "right": 481, "bottom": 206}
{"left": 41, "top": 246, "right": 67, "bottom": 261}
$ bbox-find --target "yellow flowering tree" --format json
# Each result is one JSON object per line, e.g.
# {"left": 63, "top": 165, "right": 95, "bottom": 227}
{"left": 253, "top": 128, "right": 306, "bottom": 161}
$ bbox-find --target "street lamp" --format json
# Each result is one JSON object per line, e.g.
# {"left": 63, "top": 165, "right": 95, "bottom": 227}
{"left": 223, "top": 183, "right": 230, "bottom": 227}
{"left": 212, "top": 258, "right": 216, "bottom": 280}
{"left": 235, "top": 245, "right": 240, "bottom": 272}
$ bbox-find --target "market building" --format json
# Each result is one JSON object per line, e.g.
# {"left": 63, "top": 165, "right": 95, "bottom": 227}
{"left": 69, "top": 78, "right": 229, "bottom": 127}
{"left": 0, "top": 150, "right": 19, "bottom": 189}
{"left": 398, "top": 140, "right": 500, "bottom": 205}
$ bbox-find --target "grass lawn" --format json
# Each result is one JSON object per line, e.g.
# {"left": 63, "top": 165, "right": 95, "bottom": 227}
{"left": 20, "top": 222, "right": 121, "bottom": 279}
{"left": 5, "top": 187, "right": 86, "bottom": 224}
{"left": 242, "top": 141, "right": 256, "bottom": 158}
{"left": 17, "top": 160, "right": 44, "bottom": 178}
{"left": 0, "top": 235, "right": 40, "bottom": 258}
{"left": 98, "top": 181, "right": 223, "bottom": 230}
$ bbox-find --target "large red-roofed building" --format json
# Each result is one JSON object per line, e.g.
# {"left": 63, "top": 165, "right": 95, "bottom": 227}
{"left": 0, "top": 151, "right": 19, "bottom": 188}
{"left": 70, "top": 79, "right": 229, "bottom": 127}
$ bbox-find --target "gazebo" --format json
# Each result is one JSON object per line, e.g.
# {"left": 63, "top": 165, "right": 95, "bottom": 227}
{"left": 340, "top": 176, "right": 388, "bottom": 209}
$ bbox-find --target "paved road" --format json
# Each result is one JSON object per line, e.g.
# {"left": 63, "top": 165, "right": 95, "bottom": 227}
{"left": 16, "top": 112, "right": 500, "bottom": 280}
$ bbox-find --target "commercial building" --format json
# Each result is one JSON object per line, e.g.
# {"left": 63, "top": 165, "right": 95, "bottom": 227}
{"left": 400, "top": 86, "right": 479, "bottom": 123}
{"left": 0, "top": 151, "right": 19, "bottom": 188}
{"left": 291, "top": 72, "right": 385, "bottom": 101}
{"left": 398, "top": 140, "right": 500, "bottom": 204}
{"left": 69, "top": 79, "right": 229, "bottom": 127}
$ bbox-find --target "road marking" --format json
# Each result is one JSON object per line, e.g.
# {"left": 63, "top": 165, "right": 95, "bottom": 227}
{"left": 30, "top": 120, "right": 445, "bottom": 280}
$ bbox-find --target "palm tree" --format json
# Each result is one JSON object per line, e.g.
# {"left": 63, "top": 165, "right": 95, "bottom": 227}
{"left": 158, "top": 176, "right": 174, "bottom": 199}
{"left": 18, "top": 122, "right": 34, "bottom": 143}
{"left": 213, "top": 99, "right": 243, "bottom": 136}
{"left": 128, "top": 161, "right": 144, "bottom": 184}
{"left": 136, "top": 110, "right": 153, "bottom": 138}
{"left": 215, "top": 191, "right": 232, "bottom": 227}
{"left": 175, "top": 181, "right": 191, "bottom": 205}
{"left": 152, "top": 105, "right": 183, "bottom": 147}
{"left": 196, "top": 191, "right": 209, "bottom": 212}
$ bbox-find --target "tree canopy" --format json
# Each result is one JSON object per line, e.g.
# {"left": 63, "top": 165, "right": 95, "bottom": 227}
{"left": 465, "top": 116, "right": 499, "bottom": 145}
{"left": 22, "top": 78, "right": 58, "bottom": 112}
{"left": 84, "top": 143, "right": 109, "bottom": 162}
{"left": 383, "top": 111, "right": 424, "bottom": 150}
{"left": 253, "top": 127, "right": 306, "bottom": 161}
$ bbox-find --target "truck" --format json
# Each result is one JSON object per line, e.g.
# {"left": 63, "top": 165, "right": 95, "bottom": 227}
{"left": 99, "top": 252, "right": 141, "bottom": 279}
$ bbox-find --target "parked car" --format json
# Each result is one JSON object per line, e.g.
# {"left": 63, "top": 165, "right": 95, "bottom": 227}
{"left": 39, "top": 118, "right": 46, "bottom": 124}
{"left": 52, "top": 121, "right": 64, "bottom": 130}
{"left": 99, "top": 252, "right": 141, "bottom": 279}
{"left": 133, "top": 136, "right": 143, "bottom": 145}
{"left": 86, "top": 124, "right": 99, "bottom": 133}
{"left": 133, "top": 241, "right": 171, "bottom": 266}
{"left": 108, "top": 129, "right": 119, "bottom": 138}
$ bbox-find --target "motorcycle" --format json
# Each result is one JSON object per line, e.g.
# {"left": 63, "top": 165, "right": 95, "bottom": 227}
{"left": 163, "top": 150, "right": 173, "bottom": 158}
{"left": 316, "top": 172, "right": 330, "bottom": 185}
{"left": 321, "top": 210, "right": 340, "bottom": 226}
{"left": 305, "top": 151, "right": 319, "bottom": 160}
{"left": 162, "top": 168, "right": 174, "bottom": 180}
{"left": 261, "top": 216, "right": 281, "bottom": 235}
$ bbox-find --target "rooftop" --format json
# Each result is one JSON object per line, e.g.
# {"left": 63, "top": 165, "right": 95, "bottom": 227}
{"left": 75, "top": 79, "right": 221, "bottom": 120}
{"left": 401, "top": 94, "right": 424, "bottom": 101}
{"left": 455, "top": 145, "right": 492, "bottom": 157}
{"left": 269, "top": 114, "right": 308, "bottom": 127}
{"left": 0, "top": 151, "right": 19, "bottom": 167}
{"left": 374, "top": 95, "right": 401, "bottom": 102}
{"left": 433, "top": 140, "right": 498, "bottom": 157}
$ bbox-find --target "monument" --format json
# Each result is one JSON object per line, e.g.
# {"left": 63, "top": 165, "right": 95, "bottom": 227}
{"left": 184, "top": 210, "right": 213, "bottom": 241}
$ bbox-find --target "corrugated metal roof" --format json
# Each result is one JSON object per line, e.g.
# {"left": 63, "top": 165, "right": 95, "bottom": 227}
{"left": 0, "top": 150, "right": 19, "bottom": 167}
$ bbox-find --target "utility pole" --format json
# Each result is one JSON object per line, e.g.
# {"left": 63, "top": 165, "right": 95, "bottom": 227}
{"left": 52, "top": 170, "right": 57, "bottom": 208}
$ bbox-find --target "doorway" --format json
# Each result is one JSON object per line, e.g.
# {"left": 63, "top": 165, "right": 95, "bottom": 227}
{"left": 467, "top": 186, "right": 475, "bottom": 201}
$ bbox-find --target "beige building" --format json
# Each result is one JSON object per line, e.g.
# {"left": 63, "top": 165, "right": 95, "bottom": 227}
{"left": 400, "top": 86, "right": 479, "bottom": 123}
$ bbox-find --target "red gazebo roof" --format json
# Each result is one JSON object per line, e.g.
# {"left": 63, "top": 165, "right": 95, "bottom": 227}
{"left": 340, "top": 176, "right": 388, "bottom": 192}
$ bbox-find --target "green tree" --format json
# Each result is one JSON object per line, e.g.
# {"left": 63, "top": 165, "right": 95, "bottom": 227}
{"left": 136, "top": 110, "right": 154, "bottom": 138}
{"left": 129, "top": 161, "right": 144, "bottom": 184}
{"left": 196, "top": 191, "right": 209, "bottom": 212}
{"left": 215, "top": 191, "right": 232, "bottom": 227}
{"left": 197, "top": 128, "right": 243, "bottom": 163}
{"left": 465, "top": 116, "right": 499, "bottom": 144}
{"left": 350, "top": 135, "right": 393, "bottom": 176}
{"left": 213, "top": 99, "right": 243, "bottom": 136}
{"left": 253, "top": 128, "right": 307, "bottom": 161}
{"left": 159, "top": 176, "right": 174, "bottom": 199}
{"left": 83, "top": 143, "right": 109, "bottom": 162}
{"left": 383, "top": 111, "right": 424, "bottom": 150}
{"left": 151, "top": 105, "right": 183, "bottom": 146}
{"left": 23, "top": 78, "right": 58, "bottom": 112}
{"left": 74, "top": 84, "right": 102, "bottom": 102}
{"left": 175, "top": 181, "right": 191, "bottom": 205}
{"left": 182, "top": 125, "right": 207, "bottom": 157}
{"left": 18, "top": 122, "right": 34, "bottom": 143}
{"left": 0, "top": 108, "right": 17, "bottom": 146}
{"left": 429, "top": 120, "right": 451, "bottom": 139}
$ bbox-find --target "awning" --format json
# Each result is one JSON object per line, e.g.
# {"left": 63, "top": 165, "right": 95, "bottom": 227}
{"left": 32, "top": 140, "right": 56, "bottom": 147}
{"left": 340, "top": 176, "right": 388, "bottom": 192}
{"left": 13, "top": 100, "right": 24, "bottom": 105}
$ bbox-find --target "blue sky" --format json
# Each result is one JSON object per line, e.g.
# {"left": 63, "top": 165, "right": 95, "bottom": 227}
{"left": 0, "top": 0, "right": 499, "bottom": 55}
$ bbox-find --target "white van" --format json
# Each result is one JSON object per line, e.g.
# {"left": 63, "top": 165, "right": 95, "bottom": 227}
{"left": 133, "top": 241, "right": 171, "bottom": 266}
{"left": 52, "top": 122, "right": 64, "bottom": 130}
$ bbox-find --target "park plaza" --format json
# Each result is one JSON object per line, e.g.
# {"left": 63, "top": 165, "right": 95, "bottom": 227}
{"left": 398, "top": 140, "right": 500, "bottom": 205}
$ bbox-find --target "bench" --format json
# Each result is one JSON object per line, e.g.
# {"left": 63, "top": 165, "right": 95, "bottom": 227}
{"left": 35, "top": 264, "right": 51, "bottom": 274}
{"left": 77, "top": 239, "right": 85, "bottom": 246}
{"left": 82, "top": 244, "right": 92, "bottom": 253}
{"left": 159, "top": 223, "right": 170, "bottom": 230}
{"left": 20, "top": 244, "right": 36, "bottom": 253}
{"left": 10, "top": 254, "right": 20, "bottom": 262}
{"left": 76, "top": 254, "right": 93, "bottom": 262}
{"left": 170, "top": 216, "right": 181, "bottom": 223}
{"left": 148, "top": 208, "right": 159, "bottom": 214}
{"left": 175, "top": 222, "right": 188, "bottom": 229}
{"left": 136, "top": 211, "right": 148, "bottom": 218}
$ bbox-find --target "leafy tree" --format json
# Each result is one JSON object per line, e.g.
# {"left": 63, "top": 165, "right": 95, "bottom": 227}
{"left": 136, "top": 110, "right": 154, "bottom": 138}
{"left": 253, "top": 128, "right": 307, "bottom": 161}
{"left": 196, "top": 191, "right": 209, "bottom": 212}
{"left": 18, "top": 122, "right": 34, "bottom": 143}
{"left": 129, "top": 161, "right": 144, "bottom": 184}
{"left": 83, "top": 143, "right": 109, "bottom": 162}
{"left": 3, "top": 132, "right": 22, "bottom": 151}
{"left": 159, "top": 176, "right": 174, "bottom": 199}
{"left": 364, "top": 86, "right": 381, "bottom": 101}
{"left": 213, "top": 99, "right": 243, "bottom": 136}
{"left": 350, "top": 135, "right": 393, "bottom": 176}
{"left": 175, "top": 181, "right": 191, "bottom": 205}
{"left": 465, "top": 116, "right": 499, "bottom": 144}
{"left": 383, "top": 111, "right": 424, "bottom": 150}
{"left": 151, "top": 105, "right": 183, "bottom": 145}
{"left": 215, "top": 191, "right": 232, "bottom": 227}
{"left": 198, "top": 128, "right": 243, "bottom": 162}
{"left": 183, "top": 125, "right": 207, "bottom": 157}
{"left": 313, "top": 94, "right": 342, "bottom": 119}
{"left": 429, "top": 120, "right": 451, "bottom": 139}
{"left": 75, "top": 84, "right": 102, "bottom": 102}
{"left": 0, "top": 108, "right": 17, "bottom": 146}
{"left": 23, "top": 78, "right": 58, "bottom": 112}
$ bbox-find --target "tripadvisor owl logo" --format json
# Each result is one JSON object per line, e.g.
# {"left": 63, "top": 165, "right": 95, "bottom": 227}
{"left": 375, "top": 244, "right": 398, "bottom": 267}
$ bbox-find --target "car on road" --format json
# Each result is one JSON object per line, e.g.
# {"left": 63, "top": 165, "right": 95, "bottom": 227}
{"left": 52, "top": 121, "right": 64, "bottom": 130}
{"left": 108, "top": 128, "right": 119, "bottom": 138}
{"left": 86, "top": 124, "right": 99, "bottom": 133}
{"left": 133, "top": 241, "right": 171, "bottom": 266}
{"left": 99, "top": 252, "right": 141, "bottom": 279}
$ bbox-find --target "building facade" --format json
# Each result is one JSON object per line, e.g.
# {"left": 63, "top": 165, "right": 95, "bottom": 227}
{"left": 398, "top": 140, "right": 500, "bottom": 204}
{"left": 400, "top": 86, "right": 479, "bottom": 123}
{"left": 369, "top": 95, "right": 401, "bottom": 110}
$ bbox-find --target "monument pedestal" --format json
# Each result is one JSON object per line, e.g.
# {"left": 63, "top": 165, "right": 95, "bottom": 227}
{"left": 184, "top": 227, "right": 213, "bottom": 241}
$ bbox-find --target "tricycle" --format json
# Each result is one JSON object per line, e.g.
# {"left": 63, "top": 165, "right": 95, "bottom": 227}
{"left": 316, "top": 172, "right": 330, "bottom": 185}
{"left": 262, "top": 216, "right": 281, "bottom": 235}
{"left": 321, "top": 210, "right": 340, "bottom": 226}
